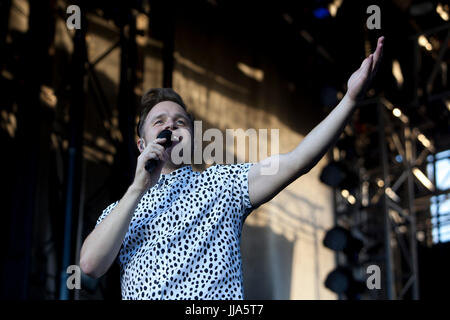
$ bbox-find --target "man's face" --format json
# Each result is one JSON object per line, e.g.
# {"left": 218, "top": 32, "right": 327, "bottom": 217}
{"left": 139, "top": 101, "right": 193, "bottom": 162}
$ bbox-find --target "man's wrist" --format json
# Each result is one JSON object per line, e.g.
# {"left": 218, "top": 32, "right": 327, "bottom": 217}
{"left": 342, "top": 93, "right": 358, "bottom": 110}
{"left": 126, "top": 183, "right": 147, "bottom": 199}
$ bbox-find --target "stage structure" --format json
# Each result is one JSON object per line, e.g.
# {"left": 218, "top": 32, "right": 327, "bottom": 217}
{"left": 322, "top": 23, "right": 449, "bottom": 300}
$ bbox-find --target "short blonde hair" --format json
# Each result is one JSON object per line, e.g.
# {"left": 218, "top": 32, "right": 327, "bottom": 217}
{"left": 137, "top": 88, "right": 194, "bottom": 137}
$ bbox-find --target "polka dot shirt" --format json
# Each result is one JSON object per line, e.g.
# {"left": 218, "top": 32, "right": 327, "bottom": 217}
{"left": 96, "top": 163, "right": 255, "bottom": 300}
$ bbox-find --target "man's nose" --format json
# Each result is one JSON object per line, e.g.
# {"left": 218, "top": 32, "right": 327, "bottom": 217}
{"left": 163, "top": 119, "right": 176, "bottom": 131}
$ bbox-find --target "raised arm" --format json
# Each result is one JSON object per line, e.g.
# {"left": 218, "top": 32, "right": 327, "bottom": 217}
{"left": 80, "top": 137, "right": 170, "bottom": 278}
{"left": 248, "top": 36, "right": 384, "bottom": 208}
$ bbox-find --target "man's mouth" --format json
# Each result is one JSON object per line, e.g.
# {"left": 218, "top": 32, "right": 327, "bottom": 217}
{"left": 167, "top": 135, "right": 182, "bottom": 151}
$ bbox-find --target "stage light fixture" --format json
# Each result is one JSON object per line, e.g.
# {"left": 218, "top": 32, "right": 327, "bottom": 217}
{"left": 323, "top": 226, "right": 366, "bottom": 299}
{"left": 320, "top": 162, "right": 346, "bottom": 188}
{"left": 320, "top": 161, "right": 360, "bottom": 192}
{"left": 323, "top": 226, "right": 364, "bottom": 256}
{"left": 325, "top": 266, "right": 366, "bottom": 298}
{"left": 324, "top": 266, "right": 352, "bottom": 294}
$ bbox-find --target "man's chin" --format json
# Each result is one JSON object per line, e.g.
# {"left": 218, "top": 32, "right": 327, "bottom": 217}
{"left": 163, "top": 160, "right": 188, "bottom": 172}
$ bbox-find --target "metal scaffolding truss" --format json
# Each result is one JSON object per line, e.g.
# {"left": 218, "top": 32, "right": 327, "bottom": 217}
{"left": 332, "top": 96, "right": 427, "bottom": 300}
{"left": 375, "top": 97, "right": 422, "bottom": 300}
{"left": 413, "top": 23, "right": 450, "bottom": 107}
{"left": 412, "top": 23, "right": 450, "bottom": 245}
{"left": 332, "top": 23, "right": 449, "bottom": 300}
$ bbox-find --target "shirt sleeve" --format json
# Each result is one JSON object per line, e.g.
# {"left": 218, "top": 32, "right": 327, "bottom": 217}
{"left": 95, "top": 200, "right": 119, "bottom": 227}
{"left": 217, "top": 162, "right": 255, "bottom": 220}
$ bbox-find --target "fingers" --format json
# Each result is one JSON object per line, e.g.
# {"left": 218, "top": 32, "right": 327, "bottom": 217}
{"left": 372, "top": 36, "right": 384, "bottom": 73}
{"left": 148, "top": 150, "right": 168, "bottom": 162}
{"left": 138, "top": 134, "right": 182, "bottom": 167}
{"left": 358, "top": 36, "right": 383, "bottom": 76}
{"left": 360, "top": 54, "right": 373, "bottom": 78}
{"left": 153, "top": 137, "right": 167, "bottom": 145}
{"left": 143, "top": 149, "right": 165, "bottom": 162}
{"left": 140, "top": 137, "right": 168, "bottom": 162}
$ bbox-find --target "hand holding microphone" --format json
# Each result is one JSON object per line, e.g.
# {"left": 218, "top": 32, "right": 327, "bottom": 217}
{"left": 132, "top": 129, "right": 180, "bottom": 193}
{"left": 145, "top": 129, "right": 173, "bottom": 172}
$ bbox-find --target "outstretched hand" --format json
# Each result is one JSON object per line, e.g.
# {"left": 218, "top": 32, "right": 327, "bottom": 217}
{"left": 346, "top": 36, "right": 384, "bottom": 102}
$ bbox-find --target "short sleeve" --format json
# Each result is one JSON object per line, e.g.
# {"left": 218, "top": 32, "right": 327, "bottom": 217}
{"left": 217, "top": 162, "right": 255, "bottom": 219}
{"left": 96, "top": 201, "right": 119, "bottom": 227}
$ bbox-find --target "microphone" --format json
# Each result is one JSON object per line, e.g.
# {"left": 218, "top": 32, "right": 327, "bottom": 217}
{"left": 145, "top": 129, "right": 173, "bottom": 173}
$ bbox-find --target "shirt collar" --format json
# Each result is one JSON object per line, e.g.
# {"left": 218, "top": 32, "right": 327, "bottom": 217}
{"left": 159, "top": 165, "right": 193, "bottom": 183}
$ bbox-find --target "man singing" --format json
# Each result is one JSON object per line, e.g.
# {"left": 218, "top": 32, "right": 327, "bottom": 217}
{"left": 80, "top": 37, "right": 384, "bottom": 300}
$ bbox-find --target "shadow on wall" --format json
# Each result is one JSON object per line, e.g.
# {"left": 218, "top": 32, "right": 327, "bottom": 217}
{"left": 241, "top": 188, "right": 328, "bottom": 300}
{"left": 242, "top": 224, "right": 293, "bottom": 299}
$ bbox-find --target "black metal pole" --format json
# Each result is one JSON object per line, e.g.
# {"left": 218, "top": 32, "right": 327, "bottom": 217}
{"left": 113, "top": 8, "right": 139, "bottom": 200}
{"left": 377, "top": 101, "right": 395, "bottom": 299}
{"left": 59, "top": 18, "right": 87, "bottom": 300}
{"left": 404, "top": 126, "right": 420, "bottom": 299}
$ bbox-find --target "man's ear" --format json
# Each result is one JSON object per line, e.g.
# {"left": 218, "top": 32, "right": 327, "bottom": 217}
{"left": 137, "top": 138, "right": 145, "bottom": 153}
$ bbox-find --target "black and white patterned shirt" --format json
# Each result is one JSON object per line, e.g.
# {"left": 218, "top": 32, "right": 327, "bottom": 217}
{"left": 96, "top": 163, "right": 255, "bottom": 300}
